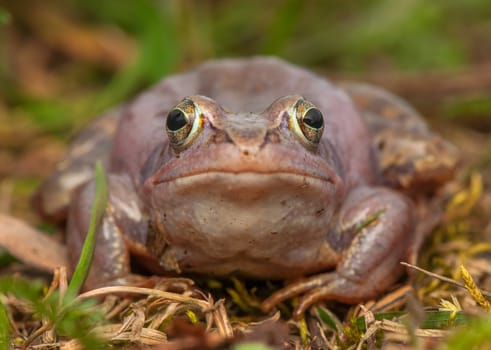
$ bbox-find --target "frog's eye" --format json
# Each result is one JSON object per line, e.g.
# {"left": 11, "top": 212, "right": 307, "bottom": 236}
{"left": 290, "top": 99, "right": 324, "bottom": 145}
{"left": 166, "top": 98, "right": 202, "bottom": 148}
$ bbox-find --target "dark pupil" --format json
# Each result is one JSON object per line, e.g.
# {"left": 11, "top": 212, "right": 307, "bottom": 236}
{"left": 303, "top": 108, "right": 323, "bottom": 129}
{"left": 167, "top": 109, "right": 188, "bottom": 131}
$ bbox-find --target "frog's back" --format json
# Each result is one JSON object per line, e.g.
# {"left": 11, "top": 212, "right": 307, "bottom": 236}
{"left": 343, "top": 83, "right": 457, "bottom": 193}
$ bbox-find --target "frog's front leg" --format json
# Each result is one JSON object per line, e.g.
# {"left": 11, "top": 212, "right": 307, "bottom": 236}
{"left": 261, "top": 186, "right": 414, "bottom": 319}
{"left": 67, "top": 174, "right": 155, "bottom": 289}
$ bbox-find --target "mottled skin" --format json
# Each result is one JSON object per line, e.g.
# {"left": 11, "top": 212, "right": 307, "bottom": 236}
{"left": 34, "top": 57, "right": 457, "bottom": 318}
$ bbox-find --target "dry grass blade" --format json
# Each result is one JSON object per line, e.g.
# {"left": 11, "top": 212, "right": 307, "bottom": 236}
{"left": 381, "top": 324, "right": 448, "bottom": 346}
{"left": 212, "top": 299, "right": 234, "bottom": 338}
{"left": 363, "top": 285, "right": 413, "bottom": 314}
{"left": 94, "top": 324, "right": 167, "bottom": 344}
{"left": 103, "top": 297, "right": 131, "bottom": 320}
{"left": 118, "top": 304, "right": 146, "bottom": 340}
{"left": 21, "top": 322, "right": 53, "bottom": 350}
{"left": 380, "top": 319, "right": 448, "bottom": 338}
{"left": 352, "top": 318, "right": 449, "bottom": 350}
{"left": 77, "top": 286, "right": 210, "bottom": 308}
{"left": 78, "top": 285, "right": 234, "bottom": 339}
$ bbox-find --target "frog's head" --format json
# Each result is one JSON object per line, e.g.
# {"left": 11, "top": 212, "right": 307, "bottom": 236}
{"left": 141, "top": 95, "right": 346, "bottom": 277}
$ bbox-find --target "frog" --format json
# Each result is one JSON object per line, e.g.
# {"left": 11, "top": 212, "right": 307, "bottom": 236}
{"left": 33, "top": 57, "right": 457, "bottom": 319}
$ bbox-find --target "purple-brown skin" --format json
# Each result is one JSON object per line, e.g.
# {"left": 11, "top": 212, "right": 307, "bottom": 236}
{"left": 34, "top": 57, "right": 457, "bottom": 319}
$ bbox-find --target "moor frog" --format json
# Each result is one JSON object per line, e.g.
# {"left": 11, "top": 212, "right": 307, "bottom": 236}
{"left": 34, "top": 57, "right": 457, "bottom": 318}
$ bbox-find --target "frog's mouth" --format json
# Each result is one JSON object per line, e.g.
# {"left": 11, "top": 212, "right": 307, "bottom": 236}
{"left": 147, "top": 141, "right": 341, "bottom": 186}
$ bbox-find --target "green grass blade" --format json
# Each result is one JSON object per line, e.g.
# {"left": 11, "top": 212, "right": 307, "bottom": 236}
{"left": 0, "top": 301, "right": 11, "bottom": 350}
{"left": 316, "top": 306, "right": 339, "bottom": 330}
{"left": 421, "top": 310, "right": 467, "bottom": 329}
{"left": 66, "top": 161, "right": 108, "bottom": 298}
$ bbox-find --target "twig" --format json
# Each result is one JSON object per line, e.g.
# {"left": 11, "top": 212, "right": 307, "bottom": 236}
{"left": 401, "top": 262, "right": 491, "bottom": 298}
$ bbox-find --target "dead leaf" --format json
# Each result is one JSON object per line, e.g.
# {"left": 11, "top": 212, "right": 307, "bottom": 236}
{"left": 0, "top": 213, "right": 67, "bottom": 271}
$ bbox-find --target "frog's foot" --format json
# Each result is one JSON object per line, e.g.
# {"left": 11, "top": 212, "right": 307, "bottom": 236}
{"left": 261, "top": 273, "right": 335, "bottom": 319}
{"left": 261, "top": 271, "right": 388, "bottom": 320}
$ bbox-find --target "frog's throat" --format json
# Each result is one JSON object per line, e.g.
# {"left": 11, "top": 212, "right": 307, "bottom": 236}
{"left": 147, "top": 172, "right": 342, "bottom": 278}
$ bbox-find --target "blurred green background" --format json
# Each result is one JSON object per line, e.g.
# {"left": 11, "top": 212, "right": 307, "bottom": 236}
{"left": 0, "top": 0, "right": 491, "bottom": 212}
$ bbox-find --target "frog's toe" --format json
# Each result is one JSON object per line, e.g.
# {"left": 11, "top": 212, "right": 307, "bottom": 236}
{"left": 261, "top": 272, "right": 337, "bottom": 316}
{"left": 262, "top": 272, "right": 385, "bottom": 320}
{"left": 292, "top": 279, "right": 377, "bottom": 320}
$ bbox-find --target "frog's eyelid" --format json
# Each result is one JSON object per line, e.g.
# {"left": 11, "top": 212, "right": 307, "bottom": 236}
{"left": 187, "top": 103, "right": 204, "bottom": 139}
